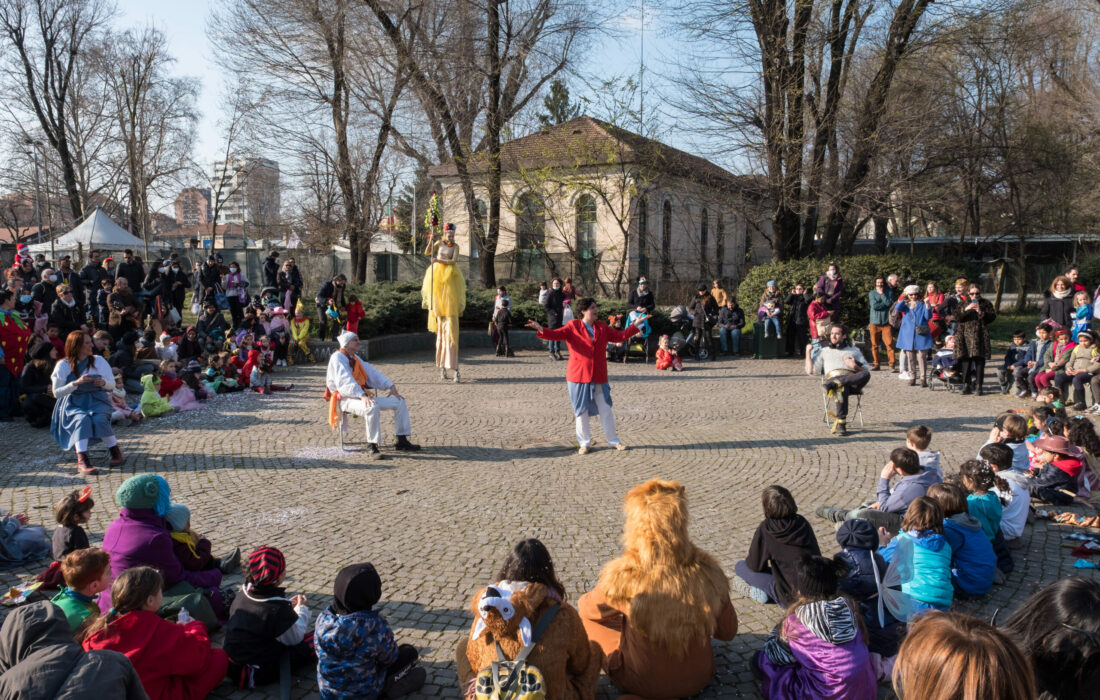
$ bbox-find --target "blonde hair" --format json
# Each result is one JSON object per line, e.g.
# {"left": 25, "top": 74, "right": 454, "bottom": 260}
{"left": 597, "top": 479, "right": 729, "bottom": 659}
{"left": 894, "top": 612, "right": 1035, "bottom": 700}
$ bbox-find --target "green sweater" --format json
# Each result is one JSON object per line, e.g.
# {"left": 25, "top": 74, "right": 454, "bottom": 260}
{"left": 50, "top": 587, "right": 98, "bottom": 631}
{"left": 868, "top": 289, "right": 895, "bottom": 326}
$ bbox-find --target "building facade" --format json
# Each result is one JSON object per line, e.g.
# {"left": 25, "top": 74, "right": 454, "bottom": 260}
{"left": 428, "top": 116, "right": 772, "bottom": 299}
{"left": 174, "top": 188, "right": 212, "bottom": 227}
{"left": 210, "top": 158, "right": 281, "bottom": 233}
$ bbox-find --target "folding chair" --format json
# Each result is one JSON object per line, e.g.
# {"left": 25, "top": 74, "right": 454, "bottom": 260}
{"left": 821, "top": 384, "right": 865, "bottom": 429}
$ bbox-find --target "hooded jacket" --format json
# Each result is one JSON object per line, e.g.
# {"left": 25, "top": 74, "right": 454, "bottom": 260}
{"left": 880, "top": 529, "right": 953, "bottom": 608}
{"left": 0, "top": 602, "right": 147, "bottom": 700}
{"left": 83, "top": 610, "right": 226, "bottom": 700}
{"left": 834, "top": 520, "right": 904, "bottom": 657}
{"left": 942, "top": 513, "right": 996, "bottom": 596}
{"left": 139, "top": 375, "right": 173, "bottom": 418}
{"left": 745, "top": 515, "right": 821, "bottom": 606}
{"left": 224, "top": 583, "right": 309, "bottom": 675}
{"left": 877, "top": 468, "right": 941, "bottom": 514}
{"left": 315, "top": 564, "right": 394, "bottom": 700}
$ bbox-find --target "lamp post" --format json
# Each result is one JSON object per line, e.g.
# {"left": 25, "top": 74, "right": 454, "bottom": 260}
{"left": 22, "top": 137, "right": 45, "bottom": 260}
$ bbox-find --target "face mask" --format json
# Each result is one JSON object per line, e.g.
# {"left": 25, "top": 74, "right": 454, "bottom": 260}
{"left": 19, "top": 295, "right": 31, "bottom": 304}
{"left": 49, "top": 275, "right": 58, "bottom": 283}
{"left": 172, "top": 266, "right": 180, "bottom": 272}
{"left": 230, "top": 267, "right": 238, "bottom": 273}
{"left": 553, "top": 285, "right": 560, "bottom": 290}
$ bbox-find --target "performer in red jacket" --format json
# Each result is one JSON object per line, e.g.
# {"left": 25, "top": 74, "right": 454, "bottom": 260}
{"left": 528, "top": 297, "right": 649, "bottom": 455}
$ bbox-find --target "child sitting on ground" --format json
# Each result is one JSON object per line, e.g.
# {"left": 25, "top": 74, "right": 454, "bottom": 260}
{"left": 290, "top": 303, "right": 314, "bottom": 363}
{"left": 817, "top": 447, "right": 940, "bottom": 533}
{"left": 998, "top": 331, "right": 1029, "bottom": 395}
{"left": 983, "top": 413, "right": 1030, "bottom": 471}
{"left": 1026, "top": 435, "right": 1084, "bottom": 505}
{"left": 753, "top": 554, "right": 876, "bottom": 698}
{"left": 53, "top": 488, "right": 93, "bottom": 561}
{"left": 315, "top": 562, "right": 426, "bottom": 699}
{"left": 50, "top": 548, "right": 111, "bottom": 632}
{"left": 926, "top": 483, "right": 995, "bottom": 599}
{"left": 878, "top": 496, "right": 954, "bottom": 618}
{"left": 165, "top": 504, "right": 240, "bottom": 574}
{"left": 959, "top": 459, "right": 1004, "bottom": 542}
{"left": 906, "top": 425, "right": 941, "bottom": 478}
{"left": 156, "top": 331, "right": 178, "bottom": 362}
{"left": 833, "top": 519, "right": 906, "bottom": 671}
{"left": 980, "top": 442, "right": 1030, "bottom": 545}
{"left": 82, "top": 566, "right": 229, "bottom": 698}
{"left": 735, "top": 485, "right": 820, "bottom": 606}
{"left": 139, "top": 371, "right": 174, "bottom": 418}
{"left": 224, "top": 547, "right": 315, "bottom": 689}
{"left": 655, "top": 334, "right": 683, "bottom": 372}
{"left": 109, "top": 368, "right": 142, "bottom": 425}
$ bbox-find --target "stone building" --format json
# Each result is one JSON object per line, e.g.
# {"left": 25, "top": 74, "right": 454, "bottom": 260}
{"left": 174, "top": 187, "right": 211, "bottom": 227}
{"left": 428, "top": 116, "right": 772, "bottom": 299}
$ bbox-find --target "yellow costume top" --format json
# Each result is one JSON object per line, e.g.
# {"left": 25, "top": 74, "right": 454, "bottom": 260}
{"left": 421, "top": 239, "right": 466, "bottom": 333}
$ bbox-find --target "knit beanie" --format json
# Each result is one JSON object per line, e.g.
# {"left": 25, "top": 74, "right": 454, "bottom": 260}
{"left": 115, "top": 474, "right": 171, "bottom": 516}
{"left": 332, "top": 562, "right": 382, "bottom": 615}
{"left": 247, "top": 546, "right": 286, "bottom": 587}
{"left": 165, "top": 503, "right": 190, "bottom": 532}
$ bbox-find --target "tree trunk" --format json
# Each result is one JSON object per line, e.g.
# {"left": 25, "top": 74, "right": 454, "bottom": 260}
{"left": 774, "top": 205, "right": 801, "bottom": 262}
{"left": 1014, "top": 233, "right": 1029, "bottom": 313}
{"left": 482, "top": 0, "right": 502, "bottom": 289}
{"left": 873, "top": 215, "right": 888, "bottom": 253}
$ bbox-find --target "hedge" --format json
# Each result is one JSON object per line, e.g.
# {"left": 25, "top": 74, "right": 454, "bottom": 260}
{"left": 342, "top": 280, "right": 680, "bottom": 338}
{"left": 737, "top": 255, "right": 975, "bottom": 327}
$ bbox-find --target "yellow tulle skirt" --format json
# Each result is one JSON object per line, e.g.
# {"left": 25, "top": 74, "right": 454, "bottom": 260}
{"left": 421, "top": 261, "right": 466, "bottom": 333}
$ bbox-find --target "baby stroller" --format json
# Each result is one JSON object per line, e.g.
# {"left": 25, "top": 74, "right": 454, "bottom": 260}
{"left": 669, "top": 305, "right": 710, "bottom": 361}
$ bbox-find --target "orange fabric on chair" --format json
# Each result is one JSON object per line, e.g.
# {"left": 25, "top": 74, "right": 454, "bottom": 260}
{"left": 327, "top": 352, "right": 370, "bottom": 429}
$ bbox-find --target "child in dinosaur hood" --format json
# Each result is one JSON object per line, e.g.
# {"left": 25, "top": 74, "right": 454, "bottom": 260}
{"left": 138, "top": 372, "right": 173, "bottom": 418}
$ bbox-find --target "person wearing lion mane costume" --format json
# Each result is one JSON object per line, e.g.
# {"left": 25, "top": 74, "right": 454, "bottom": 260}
{"left": 578, "top": 478, "right": 738, "bottom": 699}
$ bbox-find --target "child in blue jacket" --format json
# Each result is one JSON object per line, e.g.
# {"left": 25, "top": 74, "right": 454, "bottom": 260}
{"left": 998, "top": 330, "right": 1029, "bottom": 395}
{"left": 315, "top": 562, "right": 425, "bottom": 700}
{"left": 927, "top": 483, "right": 995, "bottom": 598}
{"left": 878, "top": 496, "right": 953, "bottom": 617}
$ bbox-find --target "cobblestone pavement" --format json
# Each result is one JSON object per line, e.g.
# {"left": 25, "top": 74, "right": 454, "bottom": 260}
{"left": 1, "top": 350, "right": 1097, "bottom": 699}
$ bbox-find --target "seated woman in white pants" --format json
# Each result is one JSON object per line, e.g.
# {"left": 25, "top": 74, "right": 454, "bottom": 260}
{"left": 326, "top": 331, "right": 420, "bottom": 459}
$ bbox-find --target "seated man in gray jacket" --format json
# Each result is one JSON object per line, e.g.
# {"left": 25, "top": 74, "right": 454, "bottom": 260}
{"left": 815, "top": 447, "right": 942, "bottom": 533}
{"left": 806, "top": 323, "right": 871, "bottom": 436}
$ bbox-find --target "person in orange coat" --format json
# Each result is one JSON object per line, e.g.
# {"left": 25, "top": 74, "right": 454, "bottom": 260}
{"left": 82, "top": 566, "right": 228, "bottom": 700}
{"left": 527, "top": 297, "right": 649, "bottom": 455}
{"left": 578, "top": 479, "right": 738, "bottom": 700}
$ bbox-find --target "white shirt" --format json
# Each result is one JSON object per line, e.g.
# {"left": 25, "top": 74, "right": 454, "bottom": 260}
{"left": 325, "top": 350, "right": 392, "bottom": 399}
{"left": 994, "top": 470, "right": 1031, "bottom": 539}
{"left": 51, "top": 356, "right": 115, "bottom": 399}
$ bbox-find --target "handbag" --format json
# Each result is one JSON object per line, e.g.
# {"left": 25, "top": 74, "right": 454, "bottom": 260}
{"left": 916, "top": 324, "right": 930, "bottom": 336}
{"left": 214, "top": 290, "right": 229, "bottom": 310}
{"left": 190, "top": 301, "right": 200, "bottom": 316}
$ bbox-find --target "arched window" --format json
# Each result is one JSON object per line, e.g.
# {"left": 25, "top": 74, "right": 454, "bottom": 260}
{"left": 715, "top": 214, "right": 725, "bottom": 278}
{"left": 700, "top": 208, "right": 709, "bottom": 278}
{"left": 575, "top": 194, "right": 597, "bottom": 254}
{"left": 661, "top": 200, "right": 672, "bottom": 280}
{"left": 516, "top": 192, "right": 545, "bottom": 250}
{"left": 636, "top": 196, "right": 649, "bottom": 278}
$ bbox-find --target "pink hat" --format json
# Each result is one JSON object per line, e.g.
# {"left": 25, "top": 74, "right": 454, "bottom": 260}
{"left": 272, "top": 306, "right": 287, "bottom": 315}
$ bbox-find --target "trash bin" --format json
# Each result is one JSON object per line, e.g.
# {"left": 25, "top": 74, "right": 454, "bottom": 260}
{"left": 753, "top": 321, "right": 782, "bottom": 359}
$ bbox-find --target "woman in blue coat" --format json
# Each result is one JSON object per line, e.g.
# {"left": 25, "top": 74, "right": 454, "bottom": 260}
{"left": 895, "top": 284, "right": 934, "bottom": 387}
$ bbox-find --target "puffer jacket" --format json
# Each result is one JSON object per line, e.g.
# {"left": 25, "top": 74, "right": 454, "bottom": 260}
{"left": 314, "top": 606, "right": 397, "bottom": 700}
{"left": 880, "top": 529, "right": 953, "bottom": 609}
{"left": 942, "top": 513, "right": 996, "bottom": 596}
{"left": 1063, "top": 344, "right": 1099, "bottom": 373}
{"left": 0, "top": 601, "right": 147, "bottom": 699}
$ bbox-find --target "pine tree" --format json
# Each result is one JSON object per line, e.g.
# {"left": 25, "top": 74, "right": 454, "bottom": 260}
{"left": 538, "top": 79, "right": 580, "bottom": 127}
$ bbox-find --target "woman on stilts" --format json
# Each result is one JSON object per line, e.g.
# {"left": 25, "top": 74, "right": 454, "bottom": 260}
{"left": 421, "top": 193, "right": 466, "bottom": 382}
{"left": 527, "top": 298, "right": 650, "bottom": 455}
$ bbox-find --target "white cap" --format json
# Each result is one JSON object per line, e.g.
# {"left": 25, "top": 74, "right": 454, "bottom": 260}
{"left": 337, "top": 331, "right": 358, "bottom": 348}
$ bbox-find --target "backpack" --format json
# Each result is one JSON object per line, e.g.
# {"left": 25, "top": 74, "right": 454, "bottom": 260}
{"left": 474, "top": 603, "right": 559, "bottom": 700}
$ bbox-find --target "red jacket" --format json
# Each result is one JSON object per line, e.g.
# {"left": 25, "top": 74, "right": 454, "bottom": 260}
{"left": 346, "top": 301, "right": 365, "bottom": 333}
{"left": 537, "top": 319, "right": 637, "bottom": 384}
{"left": 83, "top": 610, "right": 227, "bottom": 700}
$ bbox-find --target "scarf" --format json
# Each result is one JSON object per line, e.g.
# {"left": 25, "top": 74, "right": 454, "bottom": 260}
{"left": 170, "top": 530, "right": 199, "bottom": 558}
{"left": 1054, "top": 288, "right": 1072, "bottom": 299}
{"left": 327, "top": 350, "right": 370, "bottom": 429}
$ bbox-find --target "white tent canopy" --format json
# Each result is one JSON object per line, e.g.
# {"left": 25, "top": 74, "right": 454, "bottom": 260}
{"left": 26, "top": 208, "right": 162, "bottom": 256}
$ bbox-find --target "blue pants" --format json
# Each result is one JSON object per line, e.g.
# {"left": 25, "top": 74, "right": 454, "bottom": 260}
{"left": 719, "top": 328, "right": 741, "bottom": 354}
{"left": 0, "top": 366, "right": 19, "bottom": 420}
{"left": 761, "top": 317, "right": 781, "bottom": 337}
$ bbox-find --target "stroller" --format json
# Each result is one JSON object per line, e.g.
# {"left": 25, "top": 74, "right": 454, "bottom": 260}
{"left": 669, "top": 305, "right": 710, "bottom": 361}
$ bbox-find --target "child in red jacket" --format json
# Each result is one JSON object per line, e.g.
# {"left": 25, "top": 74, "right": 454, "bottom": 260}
{"left": 345, "top": 295, "right": 366, "bottom": 335}
{"left": 82, "top": 566, "right": 228, "bottom": 700}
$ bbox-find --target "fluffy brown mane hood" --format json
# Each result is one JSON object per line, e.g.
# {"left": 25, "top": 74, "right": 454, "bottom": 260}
{"left": 597, "top": 479, "right": 729, "bottom": 659}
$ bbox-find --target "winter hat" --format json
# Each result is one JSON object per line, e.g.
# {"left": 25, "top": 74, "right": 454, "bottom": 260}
{"left": 766, "top": 280, "right": 777, "bottom": 288}
{"left": 27, "top": 340, "right": 53, "bottom": 361}
{"left": 247, "top": 546, "right": 286, "bottom": 587}
{"left": 115, "top": 474, "right": 171, "bottom": 516}
{"left": 337, "top": 331, "right": 358, "bottom": 348}
{"left": 903, "top": 284, "right": 921, "bottom": 296}
{"left": 332, "top": 562, "right": 382, "bottom": 615}
{"left": 836, "top": 518, "right": 878, "bottom": 551}
{"left": 165, "top": 503, "right": 190, "bottom": 531}
{"left": 184, "top": 360, "right": 202, "bottom": 373}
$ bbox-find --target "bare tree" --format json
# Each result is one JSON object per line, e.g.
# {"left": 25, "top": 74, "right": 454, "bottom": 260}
{"left": 0, "top": 0, "right": 112, "bottom": 225}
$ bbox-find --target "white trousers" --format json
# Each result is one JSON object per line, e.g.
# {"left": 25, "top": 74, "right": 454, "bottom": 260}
{"left": 76, "top": 436, "right": 117, "bottom": 452}
{"left": 575, "top": 389, "right": 620, "bottom": 448}
{"left": 340, "top": 396, "right": 411, "bottom": 445}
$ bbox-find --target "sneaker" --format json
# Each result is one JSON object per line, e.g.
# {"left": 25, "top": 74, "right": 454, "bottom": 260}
{"left": 1089, "top": 404, "right": 1100, "bottom": 414}
{"left": 219, "top": 547, "right": 242, "bottom": 574}
{"left": 815, "top": 505, "right": 849, "bottom": 523}
{"left": 993, "top": 569, "right": 1006, "bottom": 585}
{"left": 1016, "top": 390, "right": 1029, "bottom": 398}
{"left": 898, "top": 372, "right": 911, "bottom": 381}
{"left": 731, "top": 577, "right": 770, "bottom": 604}
{"left": 578, "top": 445, "right": 590, "bottom": 455}
{"left": 614, "top": 442, "right": 628, "bottom": 451}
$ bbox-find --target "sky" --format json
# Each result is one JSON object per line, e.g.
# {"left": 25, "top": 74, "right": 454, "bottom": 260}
{"left": 114, "top": 0, "right": 707, "bottom": 181}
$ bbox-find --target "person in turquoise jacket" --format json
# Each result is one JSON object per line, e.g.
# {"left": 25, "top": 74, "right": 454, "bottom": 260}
{"left": 927, "top": 483, "right": 995, "bottom": 598}
{"left": 879, "top": 496, "right": 953, "bottom": 617}
{"left": 867, "top": 276, "right": 897, "bottom": 371}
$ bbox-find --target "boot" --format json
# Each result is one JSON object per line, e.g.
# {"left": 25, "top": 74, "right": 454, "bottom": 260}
{"left": 453, "top": 369, "right": 460, "bottom": 383}
{"left": 219, "top": 547, "right": 241, "bottom": 574}
{"left": 108, "top": 445, "right": 123, "bottom": 466}
{"left": 76, "top": 452, "right": 98, "bottom": 475}
{"left": 920, "top": 377, "right": 927, "bottom": 388}
{"left": 909, "top": 375, "right": 917, "bottom": 387}
{"left": 962, "top": 384, "right": 974, "bottom": 395}
{"left": 366, "top": 443, "right": 384, "bottom": 460}
{"left": 394, "top": 435, "right": 421, "bottom": 452}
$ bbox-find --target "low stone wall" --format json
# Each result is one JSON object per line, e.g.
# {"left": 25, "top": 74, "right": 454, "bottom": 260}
{"left": 308, "top": 329, "right": 544, "bottom": 361}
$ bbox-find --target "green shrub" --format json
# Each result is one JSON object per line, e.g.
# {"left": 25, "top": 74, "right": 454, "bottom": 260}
{"left": 737, "top": 255, "right": 974, "bottom": 327}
